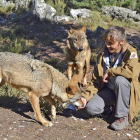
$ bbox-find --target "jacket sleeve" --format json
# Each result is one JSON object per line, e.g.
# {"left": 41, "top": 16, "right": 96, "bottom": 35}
{"left": 106, "top": 49, "right": 139, "bottom": 80}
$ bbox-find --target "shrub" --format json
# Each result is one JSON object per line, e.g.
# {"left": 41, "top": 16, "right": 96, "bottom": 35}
{"left": 90, "top": 53, "right": 97, "bottom": 62}
{"left": 135, "top": 0, "right": 140, "bottom": 11}
{"left": 44, "top": 57, "right": 60, "bottom": 66}
{"left": 0, "top": 5, "right": 15, "bottom": 17}
{"left": 75, "top": 11, "right": 103, "bottom": 31}
{"left": 15, "top": 25, "right": 26, "bottom": 36}
{"left": 121, "top": 0, "right": 133, "bottom": 9}
{"left": 45, "top": 0, "right": 66, "bottom": 15}
{"left": 0, "top": 83, "right": 22, "bottom": 98}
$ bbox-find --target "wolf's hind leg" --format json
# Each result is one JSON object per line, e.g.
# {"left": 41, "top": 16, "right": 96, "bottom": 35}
{"left": 83, "top": 61, "right": 90, "bottom": 86}
{"left": 78, "top": 68, "right": 84, "bottom": 84}
{"left": 28, "top": 91, "right": 53, "bottom": 127}
{"left": 43, "top": 95, "right": 56, "bottom": 119}
{"left": 83, "top": 49, "right": 91, "bottom": 86}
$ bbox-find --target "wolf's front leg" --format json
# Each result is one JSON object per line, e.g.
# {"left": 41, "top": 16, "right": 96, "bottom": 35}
{"left": 43, "top": 95, "right": 56, "bottom": 119}
{"left": 67, "top": 64, "right": 72, "bottom": 80}
{"left": 28, "top": 91, "right": 53, "bottom": 127}
{"left": 78, "top": 67, "right": 84, "bottom": 84}
{"left": 83, "top": 60, "right": 90, "bottom": 86}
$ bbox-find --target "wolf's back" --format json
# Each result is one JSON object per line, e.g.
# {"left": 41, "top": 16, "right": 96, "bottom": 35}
{"left": 0, "top": 52, "right": 32, "bottom": 69}
{"left": 0, "top": 52, "right": 68, "bottom": 92}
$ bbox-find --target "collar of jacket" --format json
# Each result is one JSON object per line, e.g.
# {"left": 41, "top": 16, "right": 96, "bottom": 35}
{"left": 122, "top": 42, "right": 130, "bottom": 53}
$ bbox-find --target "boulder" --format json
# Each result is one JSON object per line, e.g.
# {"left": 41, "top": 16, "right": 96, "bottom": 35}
{"left": 33, "top": 0, "right": 56, "bottom": 21}
{"left": 54, "top": 15, "right": 73, "bottom": 22}
{"left": 0, "top": 0, "right": 6, "bottom": 7}
{"left": 0, "top": 0, "right": 14, "bottom": 8}
{"left": 15, "top": 0, "right": 32, "bottom": 10}
{"left": 70, "top": 9, "right": 92, "bottom": 20}
{"left": 101, "top": 6, "right": 140, "bottom": 22}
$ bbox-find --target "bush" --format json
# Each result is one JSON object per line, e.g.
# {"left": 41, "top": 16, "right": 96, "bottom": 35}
{"left": 0, "top": 5, "right": 15, "bottom": 17}
{"left": 76, "top": 11, "right": 103, "bottom": 31}
{"left": 45, "top": 0, "right": 66, "bottom": 15}
{"left": 135, "top": 0, "right": 140, "bottom": 12}
{"left": 54, "top": 0, "right": 66, "bottom": 15}
{"left": 121, "top": 0, "right": 133, "bottom": 9}
{"left": 0, "top": 38, "right": 26, "bottom": 53}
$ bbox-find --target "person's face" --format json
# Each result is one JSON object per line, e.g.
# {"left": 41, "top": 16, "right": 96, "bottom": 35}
{"left": 105, "top": 35, "right": 124, "bottom": 53}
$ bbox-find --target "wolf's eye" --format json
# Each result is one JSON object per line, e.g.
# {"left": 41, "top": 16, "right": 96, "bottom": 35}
{"left": 66, "top": 87, "right": 72, "bottom": 93}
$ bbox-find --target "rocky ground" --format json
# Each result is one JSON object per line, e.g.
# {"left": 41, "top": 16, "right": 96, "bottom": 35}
{"left": 0, "top": 17, "right": 140, "bottom": 140}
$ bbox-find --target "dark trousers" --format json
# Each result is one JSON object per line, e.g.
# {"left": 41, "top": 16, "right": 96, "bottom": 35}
{"left": 86, "top": 76, "right": 131, "bottom": 118}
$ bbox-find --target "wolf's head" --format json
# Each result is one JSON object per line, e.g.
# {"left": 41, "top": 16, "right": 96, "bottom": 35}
{"left": 67, "top": 26, "right": 87, "bottom": 52}
{"left": 66, "top": 74, "right": 84, "bottom": 108}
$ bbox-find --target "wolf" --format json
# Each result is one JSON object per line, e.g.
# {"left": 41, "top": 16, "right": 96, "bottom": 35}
{"left": 0, "top": 52, "right": 83, "bottom": 127}
{"left": 66, "top": 26, "right": 91, "bottom": 86}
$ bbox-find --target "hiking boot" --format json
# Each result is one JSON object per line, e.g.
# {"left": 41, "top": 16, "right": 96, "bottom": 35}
{"left": 110, "top": 116, "right": 129, "bottom": 130}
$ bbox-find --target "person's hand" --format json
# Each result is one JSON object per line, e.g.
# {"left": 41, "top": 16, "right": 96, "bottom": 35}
{"left": 103, "top": 73, "right": 109, "bottom": 83}
{"left": 77, "top": 97, "right": 87, "bottom": 110}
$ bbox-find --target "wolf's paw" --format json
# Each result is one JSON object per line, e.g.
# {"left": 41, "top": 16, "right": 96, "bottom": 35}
{"left": 51, "top": 113, "right": 56, "bottom": 119}
{"left": 51, "top": 106, "right": 56, "bottom": 119}
{"left": 43, "top": 121, "right": 53, "bottom": 127}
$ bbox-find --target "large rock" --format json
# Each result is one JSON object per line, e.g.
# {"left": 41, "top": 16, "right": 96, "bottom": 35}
{"left": 70, "top": 9, "right": 92, "bottom": 20}
{"left": 0, "top": 0, "right": 14, "bottom": 8}
{"left": 15, "top": 0, "right": 32, "bottom": 10}
{"left": 54, "top": 15, "right": 73, "bottom": 22}
{"left": 101, "top": 6, "right": 140, "bottom": 21}
{"left": 0, "top": 0, "right": 6, "bottom": 7}
{"left": 33, "top": 0, "right": 56, "bottom": 20}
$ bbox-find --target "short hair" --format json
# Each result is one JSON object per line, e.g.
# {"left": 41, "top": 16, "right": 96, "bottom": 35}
{"left": 103, "top": 26, "right": 126, "bottom": 42}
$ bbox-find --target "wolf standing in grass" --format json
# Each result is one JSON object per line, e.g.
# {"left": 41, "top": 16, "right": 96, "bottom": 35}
{"left": 0, "top": 52, "right": 83, "bottom": 127}
{"left": 66, "top": 26, "right": 91, "bottom": 86}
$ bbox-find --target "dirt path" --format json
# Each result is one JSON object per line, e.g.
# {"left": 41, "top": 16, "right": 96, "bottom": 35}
{"left": 0, "top": 104, "right": 140, "bottom": 140}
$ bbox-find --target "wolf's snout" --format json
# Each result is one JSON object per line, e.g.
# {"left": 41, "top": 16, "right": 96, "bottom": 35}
{"left": 78, "top": 47, "right": 84, "bottom": 52}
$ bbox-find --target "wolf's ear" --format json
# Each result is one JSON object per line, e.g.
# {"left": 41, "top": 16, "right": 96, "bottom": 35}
{"left": 68, "top": 25, "right": 75, "bottom": 34}
{"left": 81, "top": 26, "right": 86, "bottom": 33}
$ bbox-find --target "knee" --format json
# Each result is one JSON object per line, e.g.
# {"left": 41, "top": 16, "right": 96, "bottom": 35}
{"left": 86, "top": 101, "right": 104, "bottom": 116}
{"left": 115, "top": 76, "right": 129, "bottom": 85}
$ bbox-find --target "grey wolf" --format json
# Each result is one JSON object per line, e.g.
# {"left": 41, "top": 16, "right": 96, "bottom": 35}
{"left": 66, "top": 26, "right": 91, "bottom": 86}
{"left": 0, "top": 52, "right": 83, "bottom": 127}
